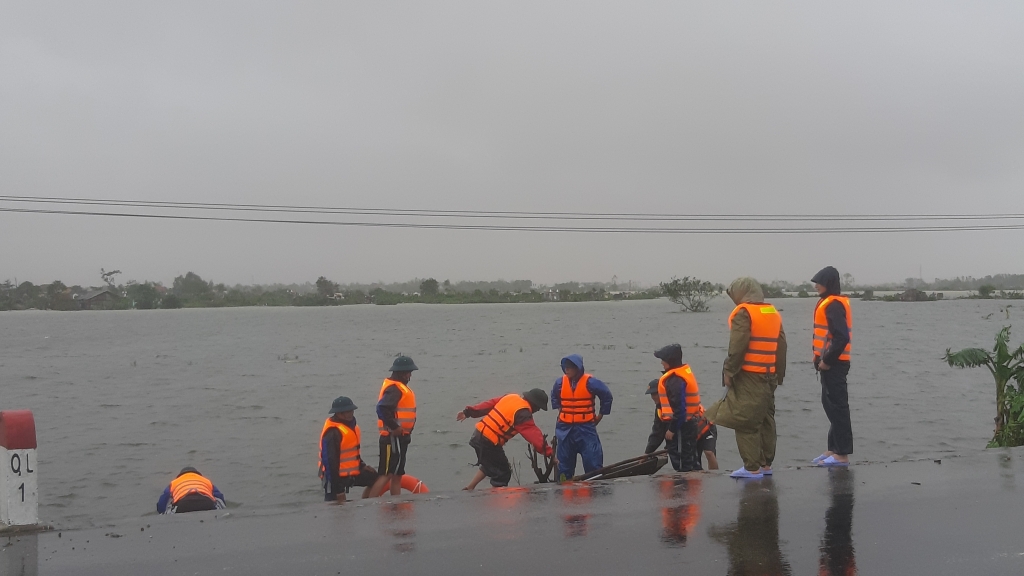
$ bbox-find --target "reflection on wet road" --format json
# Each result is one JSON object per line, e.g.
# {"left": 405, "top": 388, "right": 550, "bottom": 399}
{"left": 709, "top": 479, "right": 792, "bottom": 575}
{"left": 560, "top": 483, "right": 593, "bottom": 538}
{"left": 819, "top": 469, "right": 857, "bottom": 576}
{"left": 380, "top": 501, "right": 416, "bottom": 552}
{"left": 657, "top": 476, "right": 703, "bottom": 547}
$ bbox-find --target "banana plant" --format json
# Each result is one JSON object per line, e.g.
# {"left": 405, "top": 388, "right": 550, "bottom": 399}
{"left": 944, "top": 326, "right": 1024, "bottom": 447}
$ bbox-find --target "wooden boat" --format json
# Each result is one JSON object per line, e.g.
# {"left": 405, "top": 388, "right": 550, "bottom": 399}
{"left": 572, "top": 451, "right": 669, "bottom": 481}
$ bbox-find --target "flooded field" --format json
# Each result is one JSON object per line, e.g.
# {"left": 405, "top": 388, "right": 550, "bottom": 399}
{"left": 1, "top": 296, "right": 1016, "bottom": 527}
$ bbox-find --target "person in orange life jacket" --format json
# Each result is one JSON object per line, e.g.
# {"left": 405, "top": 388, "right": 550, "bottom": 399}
{"left": 652, "top": 344, "right": 702, "bottom": 472}
{"left": 156, "top": 467, "right": 225, "bottom": 514}
{"left": 551, "top": 354, "right": 613, "bottom": 481}
{"left": 320, "top": 396, "right": 379, "bottom": 503}
{"left": 369, "top": 355, "right": 419, "bottom": 497}
{"left": 645, "top": 379, "right": 719, "bottom": 470}
{"left": 706, "top": 277, "right": 787, "bottom": 480}
{"left": 811, "top": 266, "right": 853, "bottom": 467}
{"left": 456, "top": 388, "right": 553, "bottom": 490}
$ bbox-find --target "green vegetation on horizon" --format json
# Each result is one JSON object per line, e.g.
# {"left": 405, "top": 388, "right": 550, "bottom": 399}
{"left": 0, "top": 272, "right": 660, "bottom": 311}
{"left": 5, "top": 269, "right": 1024, "bottom": 311}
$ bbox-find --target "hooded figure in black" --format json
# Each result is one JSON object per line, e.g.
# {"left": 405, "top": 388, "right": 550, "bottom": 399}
{"left": 811, "top": 266, "right": 853, "bottom": 466}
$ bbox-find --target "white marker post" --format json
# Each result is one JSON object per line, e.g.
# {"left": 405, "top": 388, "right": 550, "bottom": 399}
{"left": 0, "top": 410, "right": 38, "bottom": 527}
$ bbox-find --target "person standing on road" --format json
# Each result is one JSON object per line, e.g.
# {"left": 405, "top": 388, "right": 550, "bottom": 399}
{"left": 552, "top": 354, "right": 613, "bottom": 481}
{"left": 706, "top": 278, "right": 787, "bottom": 479}
{"left": 369, "top": 355, "right": 419, "bottom": 496}
{"left": 810, "top": 266, "right": 853, "bottom": 467}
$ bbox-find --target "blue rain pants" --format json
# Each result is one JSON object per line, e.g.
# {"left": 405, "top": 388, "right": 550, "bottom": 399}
{"left": 555, "top": 423, "right": 604, "bottom": 480}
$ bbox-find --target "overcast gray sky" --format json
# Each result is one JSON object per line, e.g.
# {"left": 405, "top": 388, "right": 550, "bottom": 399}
{"left": 2, "top": 1, "right": 1022, "bottom": 288}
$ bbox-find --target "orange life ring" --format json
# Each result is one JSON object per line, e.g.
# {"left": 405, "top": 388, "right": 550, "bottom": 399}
{"left": 400, "top": 474, "right": 429, "bottom": 494}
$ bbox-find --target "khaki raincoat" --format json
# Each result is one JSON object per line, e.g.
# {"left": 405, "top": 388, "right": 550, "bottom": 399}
{"left": 705, "top": 277, "right": 787, "bottom": 471}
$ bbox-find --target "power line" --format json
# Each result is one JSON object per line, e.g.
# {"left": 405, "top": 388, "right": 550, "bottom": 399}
{"left": 1, "top": 194, "right": 1023, "bottom": 223}
{"left": 3, "top": 206, "right": 1024, "bottom": 234}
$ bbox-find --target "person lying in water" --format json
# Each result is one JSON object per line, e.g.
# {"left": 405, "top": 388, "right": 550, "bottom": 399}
{"left": 157, "top": 467, "right": 225, "bottom": 514}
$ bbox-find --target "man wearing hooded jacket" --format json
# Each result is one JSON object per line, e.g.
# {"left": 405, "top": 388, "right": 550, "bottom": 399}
{"left": 652, "top": 344, "right": 703, "bottom": 472}
{"left": 810, "top": 266, "right": 853, "bottom": 467}
{"left": 551, "top": 354, "right": 613, "bottom": 481}
{"left": 706, "top": 277, "right": 787, "bottom": 479}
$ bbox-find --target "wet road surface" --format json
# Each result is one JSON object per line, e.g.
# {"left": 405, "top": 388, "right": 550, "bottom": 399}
{"left": 4, "top": 448, "right": 1022, "bottom": 576}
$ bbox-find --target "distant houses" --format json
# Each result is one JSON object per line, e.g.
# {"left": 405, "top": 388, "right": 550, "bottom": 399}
{"left": 77, "top": 287, "right": 119, "bottom": 310}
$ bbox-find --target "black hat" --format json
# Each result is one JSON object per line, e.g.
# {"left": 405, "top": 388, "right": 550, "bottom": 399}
{"left": 654, "top": 344, "right": 683, "bottom": 365}
{"left": 389, "top": 356, "right": 419, "bottom": 372}
{"left": 523, "top": 388, "right": 549, "bottom": 411}
{"left": 178, "top": 466, "right": 200, "bottom": 477}
{"left": 330, "top": 396, "right": 358, "bottom": 414}
{"left": 645, "top": 379, "right": 660, "bottom": 395}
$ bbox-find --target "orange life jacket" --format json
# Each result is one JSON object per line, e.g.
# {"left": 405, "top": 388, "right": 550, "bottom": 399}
{"left": 318, "top": 418, "right": 361, "bottom": 478}
{"left": 377, "top": 379, "right": 417, "bottom": 436}
{"left": 813, "top": 295, "right": 852, "bottom": 362}
{"left": 476, "top": 394, "right": 531, "bottom": 446}
{"left": 558, "top": 374, "right": 596, "bottom": 424}
{"left": 169, "top": 472, "right": 215, "bottom": 504}
{"left": 657, "top": 365, "right": 702, "bottom": 421}
{"left": 655, "top": 405, "right": 710, "bottom": 437}
{"left": 729, "top": 302, "right": 783, "bottom": 373}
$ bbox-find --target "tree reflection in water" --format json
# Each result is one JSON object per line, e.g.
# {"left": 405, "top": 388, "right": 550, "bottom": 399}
{"left": 818, "top": 469, "right": 857, "bottom": 576}
{"left": 709, "top": 479, "right": 792, "bottom": 576}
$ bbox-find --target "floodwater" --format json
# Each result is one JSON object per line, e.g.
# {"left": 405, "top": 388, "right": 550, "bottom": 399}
{"left": 1, "top": 297, "right": 1016, "bottom": 528}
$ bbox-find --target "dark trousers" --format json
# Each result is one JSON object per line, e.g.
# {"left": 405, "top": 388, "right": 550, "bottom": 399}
{"left": 469, "top": 433, "right": 512, "bottom": 487}
{"left": 674, "top": 418, "right": 699, "bottom": 472}
{"left": 174, "top": 494, "right": 218, "bottom": 513}
{"left": 646, "top": 416, "right": 700, "bottom": 472}
{"left": 820, "top": 362, "right": 853, "bottom": 455}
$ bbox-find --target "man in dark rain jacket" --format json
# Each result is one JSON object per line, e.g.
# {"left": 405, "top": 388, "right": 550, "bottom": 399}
{"left": 652, "top": 344, "right": 703, "bottom": 472}
{"left": 810, "top": 266, "right": 853, "bottom": 467}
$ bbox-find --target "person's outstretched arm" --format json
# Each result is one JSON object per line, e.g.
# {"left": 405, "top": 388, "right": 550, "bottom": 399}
{"left": 156, "top": 486, "right": 172, "bottom": 514}
{"left": 514, "top": 410, "right": 552, "bottom": 456}
{"left": 460, "top": 397, "right": 501, "bottom": 419}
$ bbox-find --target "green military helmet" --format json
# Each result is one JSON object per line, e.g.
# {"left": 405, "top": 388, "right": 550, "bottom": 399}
{"left": 329, "top": 396, "right": 358, "bottom": 414}
{"left": 524, "top": 388, "right": 549, "bottom": 411}
{"left": 389, "top": 355, "right": 419, "bottom": 372}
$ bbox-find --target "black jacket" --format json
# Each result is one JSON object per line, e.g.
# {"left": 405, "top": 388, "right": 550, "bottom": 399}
{"left": 812, "top": 267, "right": 850, "bottom": 365}
{"left": 659, "top": 366, "right": 690, "bottom": 431}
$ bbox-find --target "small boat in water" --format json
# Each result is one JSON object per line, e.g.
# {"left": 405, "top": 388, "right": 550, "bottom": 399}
{"left": 572, "top": 451, "right": 669, "bottom": 481}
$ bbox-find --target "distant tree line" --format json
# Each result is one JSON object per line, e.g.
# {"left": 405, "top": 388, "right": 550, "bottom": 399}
{"left": 0, "top": 271, "right": 660, "bottom": 311}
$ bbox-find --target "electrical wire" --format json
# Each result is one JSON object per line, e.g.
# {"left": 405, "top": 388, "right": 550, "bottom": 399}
{"left": 3, "top": 206, "right": 1024, "bottom": 234}
{"left": 1, "top": 194, "right": 1023, "bottom": 223}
